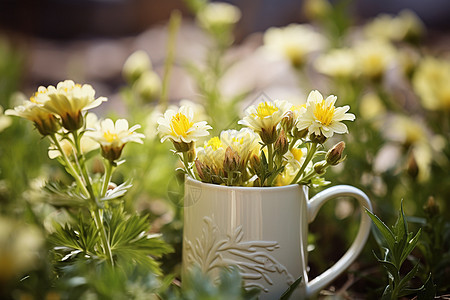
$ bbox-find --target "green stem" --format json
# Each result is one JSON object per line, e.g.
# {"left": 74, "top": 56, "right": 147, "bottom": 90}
{"left": 160, "top": 10, "right": 182, "bottom": 110}
{"left": 50, "top": 134, "right": 89, "bottom": 198}
{"left": 182, "top": 151, "right": 195, "bottom": 179}
{"left": 290, "top": 142, "right": 318, "bottom": 185}
{"left": 92, "top": 207, "right": 114, "bottom": 266}
{"left": 289, "top": 137, "right": 299, "bottom": 150}
{"left": 267, "top": 143, "right": 274, "bottom": 173}
{"left": 101, "top": 160, "right": 114, "bottom": 197}
{"left": 72, "top": 130, "right": 96, "bottom": 198}
{"left": 70, "top": 130, "right": 114, "bottom": 267}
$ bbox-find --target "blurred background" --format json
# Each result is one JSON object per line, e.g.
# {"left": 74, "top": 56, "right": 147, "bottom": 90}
{"left": 0, "top": 0, "right": 449, "bottom": 103}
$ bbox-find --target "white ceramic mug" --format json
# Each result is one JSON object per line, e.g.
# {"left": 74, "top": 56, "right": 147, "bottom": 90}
{"left": 182, "top": 176, "right": 372, "bottom": 299}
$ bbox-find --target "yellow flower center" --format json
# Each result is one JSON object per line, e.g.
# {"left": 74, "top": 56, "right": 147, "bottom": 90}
{"left": 103, "top": 130, "right": 118, "bottom": 143}
{"left": 314, "top": 100, "right": 335, "bottom": 126}
{"left": 232, "top": 137, "right": 244, "bottom": 145}
{"left": 207, "top": 136, "right": 223, "bottom": 150}
{"left": 291, "top": 148, "right": 303, "bottom": 162}
{"left": 253, "top": 102, "right": 278, "bottom": 119}
{"left": 170, "top": 112, "right": 193, "bottom": 137}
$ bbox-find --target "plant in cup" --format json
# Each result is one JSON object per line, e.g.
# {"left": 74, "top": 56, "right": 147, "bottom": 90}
{"left": 158, "top": 89, "right": 355, "bottom": 188}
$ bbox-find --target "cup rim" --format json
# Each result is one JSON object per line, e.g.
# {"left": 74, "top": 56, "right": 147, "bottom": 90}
{"left": 185, "top": 175, "right": 305, "bottom": 192}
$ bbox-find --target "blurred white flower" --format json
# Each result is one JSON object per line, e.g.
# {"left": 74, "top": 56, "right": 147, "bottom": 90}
{"left": 262, "top": 24, "right": 327, "bottom": 67}
{"left": 413, "top": 56, "right": 450, "bottom": 111}
{"left": 364, "top": 9, "right": 424, "bottom": 42}
{"left": 0, "top": 217, "right": 44, "bottom": 282}
{"left": 314, "top": 48, "right": 357, "bottom": 78}
{"left": 353, "top": 39, "right": 396, "bottom": 79}
{"left": 197, "top": 2, "right": 241, "bottom": 32}
{"left": 134, "top": 70, "right": 161, "bottom": 102}
{"left": 122, "top": 50, "right": 152, "bottom": 83}
{"left": 0, "top": 105, "right": 12, "bottom": 132}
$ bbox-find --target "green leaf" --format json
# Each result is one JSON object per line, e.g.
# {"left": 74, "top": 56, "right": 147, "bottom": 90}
{"left": 373, "top": 251, "right": 400, "bottom": 284}
{"left": 279, "top": 276, "right": 302, "bottom": 300}
{"left": 366, "top": 209, "right": 396, "bottom": 251}
{"left": 399, "top": 228, "right": 421, "bottom": 266}
{"left": 417, "top": 274, "right": 436, "bottom": 300}
{"left": 381, "top": 284, "right": 393, "bottom": 300}
{"left": 397, "top": 261, "right": 420, "bottom": 294}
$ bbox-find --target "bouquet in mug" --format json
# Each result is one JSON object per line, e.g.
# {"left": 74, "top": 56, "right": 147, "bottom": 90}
{"left": 157, "top": 90, "right": 355, "bottom": 187}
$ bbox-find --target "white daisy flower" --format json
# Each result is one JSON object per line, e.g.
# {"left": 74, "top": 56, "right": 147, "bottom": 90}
{"left": 296, "top": 90, "right": 355, "bottom": 139}
{"left": 238, "top": 100, "right": 291, "bottom": 144}
{"left": 220, "top": 128, "right": 261, "bottom": 165}
{"left": 86, "top": 118, "right": 144, "bottom": 162}
{"left": 31, "top": 80, "right": 107, "bottom": 131}
{"left": 157, "top": 105, "right": 212, "bottom": 149}
{"left": 5, "top": 100, "right": 59, "bottom": 136}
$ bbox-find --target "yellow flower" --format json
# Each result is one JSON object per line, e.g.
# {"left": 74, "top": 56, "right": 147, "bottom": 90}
{"left": 296, "top": 90, "right": 355, "bottom": 139}
{"left": 31, "top": 80, "right": 107, "bottom": 131}
{"left": 86, "top": 118, "right": 144, "bottom": 162}
{"left": 157, "top": 105, "right": 212, "bottom": 151}
{"left": 239, "top": 100, "right": 291, "bottom": 144}
{"left": 262, "top": 24, "right": 327, "bottom": 67}
{"left": 413, "top": 57, "right": 450, "bottom": 111}
{"left": 314, "top": 48, "right": 357, "bottom": 78}
{"left": 5, "top": 100, "right": 59, "bottom": 136}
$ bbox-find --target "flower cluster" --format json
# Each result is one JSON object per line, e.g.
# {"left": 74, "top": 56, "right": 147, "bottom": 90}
{"left": 4, "top": 80, "right": 163, "bottom": 272}
{"left": 158, "top": 90, "right": 354, "bottom": 187}
{"left": 6, "top": 80, "right": 144, "bottom": 165}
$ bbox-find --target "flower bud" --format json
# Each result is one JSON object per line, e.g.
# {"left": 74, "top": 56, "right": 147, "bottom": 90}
{"left": 274, "top": 129, "right": 289, "bottom": 156}
{"left": 195, "top": 159, "right": 210, "bottom": 183}
{"left": 101, "top": 144, "right": 125, "bottom": 163}
{"left": 313, "top": 161, "right": 327, "bottom": 175}
{"left": 260, "top": 126, "right": 278, "bottom": 145}
{"left": 173, "top": 141, "right": 194, "bottom": 153}
{"left": 293, "top": 127, "right": 308, "bottom": 139}
{"left": 223, "top": 146, "right": 240, "bottom": 173}
{"left": 35, "top": 114, "right": 60, "bottom": 136}
{"left": 280, "top": 110, "right": 295, "bottom": 133}
{"left": 326, "top": 141, "right": 346, "bottom": 166}
{"left": 406, "top": 152, "right": 419, "bottom": 179}
{"left": 122, "top": 50, "right": 152, "bottom": 84}
{"left": 310, "top": 132, "right": 327, "bottom": 144}
{"left": 134, "top": 70, "right": 161, "bottom": 103}
{"left": 61, "top": 111, "right": 84, "bottom": 131}
{"left": 249, "top": 154, "right": 261, "bottom": 170}
{"left": 423, "top": 196, "right": 439, "bottom": 217}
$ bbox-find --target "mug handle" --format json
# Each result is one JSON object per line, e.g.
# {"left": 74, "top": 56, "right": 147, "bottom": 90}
{"left": 305, "top": 185, "right": 373, "bottom": 297}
